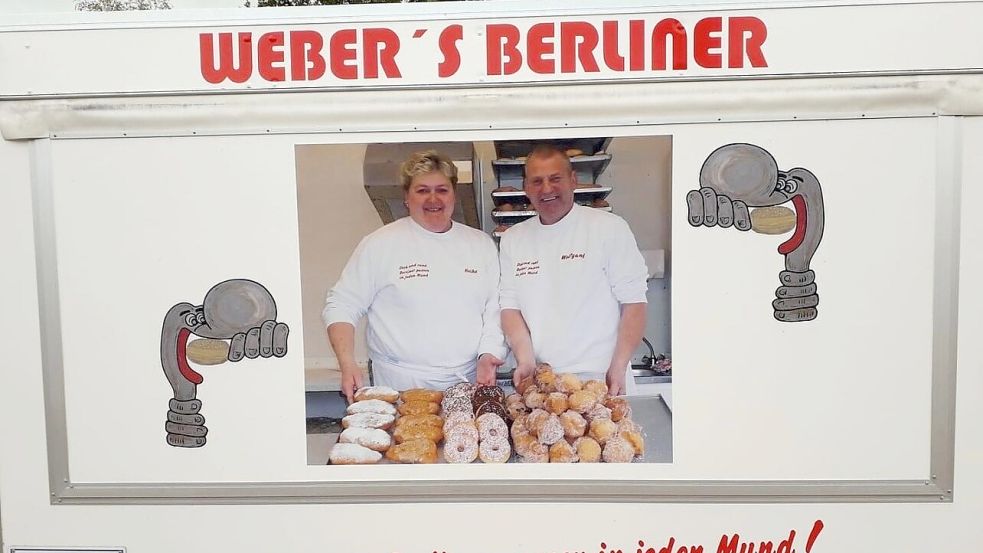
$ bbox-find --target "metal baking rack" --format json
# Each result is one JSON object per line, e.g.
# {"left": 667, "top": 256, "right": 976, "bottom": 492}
{"left": 488, "top": 138, "right": 615, "bottom": 239}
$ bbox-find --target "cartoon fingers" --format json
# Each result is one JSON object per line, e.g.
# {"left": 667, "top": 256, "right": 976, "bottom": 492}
{"left": 774, "top": 270, "right": 819, "bottom": 322}
{"left": 228, "top": 320, "right": 289, "bottom": 362}
{"left": 686, "top": 188, "right": 751, "bottom": 231}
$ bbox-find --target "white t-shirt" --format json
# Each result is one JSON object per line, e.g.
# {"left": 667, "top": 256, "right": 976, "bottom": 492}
{"left": 499, "top": 204, "right": 648, "bottom": 375}
{"left": 323, "top": 217, "right": 506, "bottom": 388}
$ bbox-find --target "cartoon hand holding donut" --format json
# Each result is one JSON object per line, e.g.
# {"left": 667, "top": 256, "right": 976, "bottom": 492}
{"left": 686, "top": 143, "right": 825, "bottom": 322}
{"left": 160, "top": 279, "right": 289, "bottom": 447}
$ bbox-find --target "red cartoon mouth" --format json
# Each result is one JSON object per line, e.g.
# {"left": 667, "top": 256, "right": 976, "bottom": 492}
{"left": 176, "top": 327, "right": 204, "bottom": 385}
{"left": 778, "top": 195, "right": 807, "bottom": 255}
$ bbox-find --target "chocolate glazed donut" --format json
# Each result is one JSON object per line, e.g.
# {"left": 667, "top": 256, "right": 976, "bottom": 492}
{"left": 687, "top": 143, "right": 825, "bottom": 322}
{"left": 160, "top": 279, "right": 289, "bottom": 447}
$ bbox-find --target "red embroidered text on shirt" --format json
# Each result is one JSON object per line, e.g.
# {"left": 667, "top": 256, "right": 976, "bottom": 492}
{"left": 398, "top": 263, "right": 430, "bottom": 280}
{"left": 515, "top": 260, "right": 540, "bottom": 277}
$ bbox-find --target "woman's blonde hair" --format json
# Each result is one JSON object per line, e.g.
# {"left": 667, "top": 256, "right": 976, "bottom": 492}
{"left": 399, "top": 150, "right": 459, "bottom": 191}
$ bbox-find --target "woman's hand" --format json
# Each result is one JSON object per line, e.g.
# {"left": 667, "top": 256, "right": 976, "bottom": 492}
{"left": 476, "top": 353, "right": 505, "bottom": 386}
{"left": 340, "top": 363, "right": 364, "bottom": 404}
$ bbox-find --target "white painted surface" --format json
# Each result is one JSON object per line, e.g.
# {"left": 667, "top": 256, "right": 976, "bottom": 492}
{"left": 1, "top": 4, "right": 982, "bottom": 553}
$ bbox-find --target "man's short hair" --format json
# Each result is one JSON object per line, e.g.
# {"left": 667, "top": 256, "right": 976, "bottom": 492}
{"left": 525, "top": 144, "right": 573, "bottom": 173}
{"left": 399, "top": 150, "right": 459, "bottom": 191}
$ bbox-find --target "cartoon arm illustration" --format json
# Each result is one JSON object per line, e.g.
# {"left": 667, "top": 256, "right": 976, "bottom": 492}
{"left": 686, "top": 143, "right": 825, "bottom": 322}
{"left": 160, "top": 279, "right": 289, "bottom": 448}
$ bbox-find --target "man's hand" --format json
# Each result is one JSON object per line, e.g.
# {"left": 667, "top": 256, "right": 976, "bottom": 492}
{"left": 476, "top": 353, "right": 505, "bottom": 386}
{"left": 606, "top": 365, "right": 627, "bottom": 397}
{"left": 340, "top": 363, "right": 363, "bottom": 404}
{"left": 512, "top": 361, "right": 536, "bottom": 388}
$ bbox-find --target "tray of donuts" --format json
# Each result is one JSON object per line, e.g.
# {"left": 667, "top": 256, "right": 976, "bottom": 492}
{"left": 327, "top": 383, "right": 513, "bottom": 465}
{"left": 508, "top": 363, "right": 645, "bottom": 463}
{"left": 328, "top": 386, "right": 444, "bottom": 465}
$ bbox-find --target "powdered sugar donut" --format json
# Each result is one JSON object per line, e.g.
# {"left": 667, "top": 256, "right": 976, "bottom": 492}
{"left": 526, "top": 408, "right": 550, "bottom": 437}
{"left": 345, "top": 399, "right": 397, "bottom": 416}
{"left": 443, "top": 429, "right": 479, "bottom": 464}
{"left": 536, "top": 413, "right": 564, "bottom": 446}
{"left": 353, "top": 386, "right": 399, "bottom": 403}
{"left": 584, "top": 402, "right": 613, "bottom": 422}
{"left": 476, "top": 412, "right": 508, "bottom": 442}
{"left": 602, "top": 436, "right": 635, "bottom": 463}
{"left": 329, "top": 442, "right": 382, "bottom": 465}
{"left": 519, "top": 441, "right": 549, "bottom": 463}
{"left": 338, "top": 427, "right": 392, "bottom": 452}
{"left": 442, "top": 410, "right": 474, "bottom": 434}
{"left": 341, "top": 412, "right": 395, "bottom": 430}
{"left": 446, "top": 421, "right": 479, "bottom": 443}
{"left": 478, "top": 436, "right": 511, "bottom": 463}
{"left": 559, "top": 410, "right": 587, "bottom": 439}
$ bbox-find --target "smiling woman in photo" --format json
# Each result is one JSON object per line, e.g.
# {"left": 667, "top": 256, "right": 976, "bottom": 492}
{"left": 322, "top": 150, "right": 507, "bottom": 401}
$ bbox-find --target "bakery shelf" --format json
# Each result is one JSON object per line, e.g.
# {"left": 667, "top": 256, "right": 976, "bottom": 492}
{"left": 491, "top": 153, "right": 613, "bottom": 186}
{"left": 492, "top": 137, "right": 612, "bottom": 160}
{"left": 492, "top": 205, "right": 611, "bottom": 221}
{"left": 491, "top": 186, "right": 612, "bottom": 206}
{"left": 492, "top": 210, "right": 538, "bottom": 219}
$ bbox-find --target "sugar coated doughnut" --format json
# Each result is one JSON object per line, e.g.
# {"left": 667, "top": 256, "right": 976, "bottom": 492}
{"left": 443, "top": 430, "right": 479, "bottom": 464}
{"left": 523, "top": 390, "right": 546, "bottom": 410}
{"left": 555, "top": 373, "right": 583, "bottom": 394}
{"left": 537, "top": 413, "right": 564, "bottom": 445}
{"left": 620, "top": 429, "right": 645, "bottom": 457}
{"left": 583, "top": 380, "right": 608, "bottom": 399}
{"left": 478, "top": 436, "right": 512, "bottom": 463}
{"left": 476, "top": 412, "right": 508, "bottom": 442}
{"left": 602, "top": 436, "right": 635, "bottom": 463}
{"left": 568, "top": 390, "right": 598, "bottom": 414}
{"left": 534, "top": 370, "right": 556, "bottom": 393}
{"left": 573, "top": 436, "right": 602, "bottom": 463}
{"left": 604, "top": 397, "right": 632, "bottom": 422}
{"left": 544, "top": 392, "right": 569, "bottom": 415}
{"left": 505, "top": 393, "right": 524, "bottom": 406}
{"left": 506, "top": 402, "right": 529, "bottom": 421}
{"left": 442, "top": 411, "right": 474, "bottom": 434}
{"left": 354, "top": 385, "right": 399, "bottom": 403}
{"left": 446, "top": 421, "right": 478, "bottom": 442}
{"left": 526, "top": 409, "right": 550, "bottom": 437}
{"left": 515, "top": 376, "right": 537, "bottom": 395}
{"left": 511, "top": 412, "right": 528, "bottom": 434}
{"left": 329, "top": 443, "right": 382, "bottom": 465}
{"left": 559, "top": 410, "right": 587, "bottom": 439}
{"left": 512, "top": 431, "right": 537, "bottom": 456}
{"left": 346, "top": 399, "right": 397, "bottom": 416}
{"left": 519, "top": 441, "right": 549, "bottom": 463}
{"left": 588, "top": 417, "right": 618, "bottom": 445}
{"left": 338, "top": 427, "right": 392, "bottom": 452}
{"left": 342, "top": 412, "right": 394, "bottom": 430}
{"left": 584, "top": 403, "right": 612, "bottom": 422}
{"left": 549, "top": 440, "right": 579, "bottom": 463}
